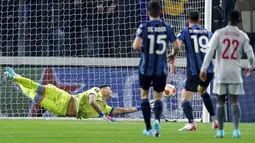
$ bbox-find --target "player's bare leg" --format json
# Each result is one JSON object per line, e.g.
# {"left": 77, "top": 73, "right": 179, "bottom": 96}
{"left": 215, "top": 95, "right": 226, "bottom": 138}
{"left": 178, "top": 89, "right": 196, "bottom": 131}
{"left": 140, "top": 88, "right": 153, "bottom": 137}
{"left": 230, "top": 95, "right": 241, "bottom": 138}
{"left": 153, "top": 91, "right": 163, "bottom": 137}
{"left": 197, "top": 85, "right": 218, "bottom": 129}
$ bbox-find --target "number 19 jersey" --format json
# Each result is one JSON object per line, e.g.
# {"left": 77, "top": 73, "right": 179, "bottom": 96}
{"left": 178, "top": 25, "right": 214, "bottom": 76}
{"left": 136, "top": 20, "right": 176, "bottom": 76}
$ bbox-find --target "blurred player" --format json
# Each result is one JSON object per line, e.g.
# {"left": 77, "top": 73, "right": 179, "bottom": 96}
{"left": 3, "top": 67, "right": 141, "bottom": 121}
{"left": 169, "top": 11, "right": 218, "bottom": 131}
{"left": 200, "top": 10, "right": 254, "bottom": 138}
{"left": 133, "top": 0, "right": 180, "bottom": 137}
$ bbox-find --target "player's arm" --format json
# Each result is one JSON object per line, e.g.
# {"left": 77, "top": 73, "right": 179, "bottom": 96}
{"left": 88, "top": 93, "right": 104, "bottom": 116}
{"left": 88, "top": 93, "right": 115, "bottom": 122}
{"left": 246, "top": 51, "right": 254, "bottom": 77}
{"left": 133, "top": 37, "right": 142, "bottom": 50}
{"left": 243, "top": 34, "right": 255, "bottom": 76}
{"left": 168, "top": 28, "right": 181, "bottom": 63}
{"left": 168, "top": 40, "right": 180, "bottom": 75}
{"left": 167, "top": 27, "right": 180, "bottom": 75}
{"left": 201, "top": 31, "right": 219, "bottom": 72}
{"left": 133, "top": 24, "right": 144, "bottom": 50}
{"left": 246, "top": 52, "right": 254, "bottom": 69}
{"left": 168, "top": 40, "right": 181, "bottom": 61}
{"left": 111, "top": 107, "right": 140, "bottom": 116}
{"left": 200, "top": 31, "right": 219, "bottom": 81}
{"left": 171, "top": 40, "right": 180, "bottom": 59}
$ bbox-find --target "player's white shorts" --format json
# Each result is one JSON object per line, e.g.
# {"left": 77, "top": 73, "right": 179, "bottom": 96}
{"left": 213, "top": 82, "right": 245, "bottom": 95}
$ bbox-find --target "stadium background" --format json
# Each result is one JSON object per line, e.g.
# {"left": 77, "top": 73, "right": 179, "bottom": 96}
{"left": 0, "top": 0, "right": 255, "bottom": 122}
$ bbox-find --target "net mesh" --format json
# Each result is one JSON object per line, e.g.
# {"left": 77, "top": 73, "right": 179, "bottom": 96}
{"left": 0, "top": 0, "right": 206, "bottom": 120}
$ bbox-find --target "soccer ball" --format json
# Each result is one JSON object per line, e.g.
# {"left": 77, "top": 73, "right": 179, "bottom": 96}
{"left": 163, "top": 84, "right": 176, "bottom": 98}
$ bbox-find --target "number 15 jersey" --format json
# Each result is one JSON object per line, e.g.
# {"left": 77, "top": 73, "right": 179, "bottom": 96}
{"left": 136, "top": 20, "right": 177, "bottom": 76}
{"left": 178, "top": 25, "right": 214, "bottom": 76}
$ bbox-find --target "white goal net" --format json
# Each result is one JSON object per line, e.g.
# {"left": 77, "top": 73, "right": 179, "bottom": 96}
{"left": 0, "top": 0, "right": 208, "bottom": 121}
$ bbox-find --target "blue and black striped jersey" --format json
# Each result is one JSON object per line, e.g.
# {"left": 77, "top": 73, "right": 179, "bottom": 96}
{"left": 178, "top": 25, "right": 214, "bottom": 76}
{"left": 136, "top": 20, "right": 176, "bottom": 76}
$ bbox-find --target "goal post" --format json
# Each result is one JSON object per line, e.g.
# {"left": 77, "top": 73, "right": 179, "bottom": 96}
{"left": 202, "top": 0, "right": 213, "bottom": 123}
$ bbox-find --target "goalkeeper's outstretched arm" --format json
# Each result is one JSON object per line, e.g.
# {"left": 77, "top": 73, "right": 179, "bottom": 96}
{"left": 89, "top": 94, "right": 104, "bottom": 116}
{"left": 89, "top": 93, "right": 116, "bottom": 122}
{"left": 111, "top": 107, "right": 141, "bottom": 116}
{"left": 89, "top": 94, "right": 141, "bottom": 116}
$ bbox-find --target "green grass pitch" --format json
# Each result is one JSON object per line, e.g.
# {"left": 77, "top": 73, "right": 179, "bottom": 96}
{"left": 0, "top": 120, "right": 254, "bottom": 143}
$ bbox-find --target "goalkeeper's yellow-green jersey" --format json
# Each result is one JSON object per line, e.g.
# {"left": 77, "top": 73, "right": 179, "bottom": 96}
{"left": 76, "top": 87, "right": 113, "bottom": 119}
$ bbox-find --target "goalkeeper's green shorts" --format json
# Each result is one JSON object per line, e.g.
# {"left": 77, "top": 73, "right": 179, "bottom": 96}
{"left": 40, "top": 84, "right": 71, "bottom": 117}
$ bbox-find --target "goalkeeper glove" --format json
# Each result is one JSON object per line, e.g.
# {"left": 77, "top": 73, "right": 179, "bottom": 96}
{"left": 103, "top": 115, "right": 116, "bottom": 122}
{"left": 99, "top": 112, "right": 116, "bottom": 122}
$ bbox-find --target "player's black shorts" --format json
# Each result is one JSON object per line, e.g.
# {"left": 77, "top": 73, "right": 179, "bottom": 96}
{"left": 139, "top": 73, "right": 167, "bottom": 93}
{"left": 184, "top": 73, "right": 214, "bottom": 92}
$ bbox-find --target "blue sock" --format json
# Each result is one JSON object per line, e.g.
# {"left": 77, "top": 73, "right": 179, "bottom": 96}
{"left": 36, "top": 85, "right": 44, "bottom": 95}
{"left": 141, "top": 99, "right": 151, "bottom": 131}
{"left": 154, "top": 100, "right": 163, "bottom": 122}
{"left": 181, "top": 100, "right": 194, "bottom": 123}
{"left": 34, "top": 94, "right": 41, "bottom": 103}
{"left": 201, "top": 92, "right": 215, "bottom": 117}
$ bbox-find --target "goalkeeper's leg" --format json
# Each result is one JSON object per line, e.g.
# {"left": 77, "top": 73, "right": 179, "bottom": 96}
{"left": 39, "top": 84, "right": 72, "bottom": 117}
{"left": 4, "top": 67, "right": 44, "bottom": 94}
{"left": 4, "top": 67, "right": 71, "bottom": 117}
{"left": 16, "top": 83, "right": 57, "bottom": 115}
{"left": 17, "top": 83, "right": 71, "bottom": 117}
{"left": 17, "top": 83, "right": 40, "bottom": 101}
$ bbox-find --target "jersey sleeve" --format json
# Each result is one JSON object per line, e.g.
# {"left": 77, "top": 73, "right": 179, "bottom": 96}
{"left": 86, "top": 87, "right": 99, "bottom": 99}
{"left": 243, "top": 33, "right": 253, "bottom": 53}
{"left": 135, "top": 24, "right": 144, "bottom": 38}
{"left": 177, "top": 29, "right": 186, "bottom": 41}
{"left": 167, "top": 24, "right": 177, "bottom": 43}
{"left": 208, "top": 32, "right": 213, "bottom": 39}
{"left": 104, "top": 105, "right": 114, "bottom": 116}
{"left": 207, "top": 30, "right": 220, "bottom": 50}
{"left": 201, "top": 30, "right": 220, "bottom": 72}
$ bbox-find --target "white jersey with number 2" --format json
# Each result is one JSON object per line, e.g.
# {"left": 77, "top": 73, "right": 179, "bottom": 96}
{"left": 201, "top": 25, "right": 253, "bottom": 84}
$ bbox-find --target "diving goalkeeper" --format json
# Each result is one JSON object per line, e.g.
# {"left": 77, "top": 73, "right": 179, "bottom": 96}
{"left": 3, "top": 67, "right": 140, "bottom": 122}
